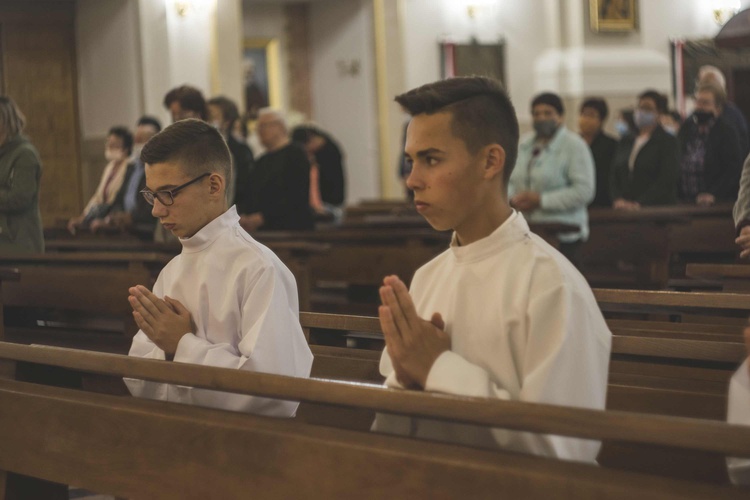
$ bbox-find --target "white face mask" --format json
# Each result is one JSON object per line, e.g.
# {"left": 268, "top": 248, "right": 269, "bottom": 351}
{"left": 105, "top": 148, "right": 124, "bottom": 162}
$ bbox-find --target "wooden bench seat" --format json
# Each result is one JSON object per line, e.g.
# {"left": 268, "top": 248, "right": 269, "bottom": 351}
{"left": 1, "top": 342, "right": 749, "bottom": 496}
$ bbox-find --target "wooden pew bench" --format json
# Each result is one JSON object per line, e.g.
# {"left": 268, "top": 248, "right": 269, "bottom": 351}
{"left": 1, "top": 342, "right": 749, "bottom": 498}
{"left": 584, "top": 204, "right": 737, "bottom": 289}
{"left": 0, "top": 252, "right": 172, "bottom": 347}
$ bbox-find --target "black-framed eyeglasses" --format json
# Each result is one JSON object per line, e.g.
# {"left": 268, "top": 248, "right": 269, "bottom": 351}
{"left": 140, "top": 172, "right": 210, "bottom": 206}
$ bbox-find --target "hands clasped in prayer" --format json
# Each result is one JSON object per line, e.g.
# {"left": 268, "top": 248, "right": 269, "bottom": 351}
{"left": 736, "top": 226, "right": 750, "bottom": 259}
{"left": 378, "top": 275, "right": 450, "bottom": 390}
{"left": 128, "top": 285, "right": 195, "bottom": 357}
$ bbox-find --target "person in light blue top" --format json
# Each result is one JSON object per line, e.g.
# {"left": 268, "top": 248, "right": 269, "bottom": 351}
{"left": 509, "top": 92, "right": 595, "bottom": 267}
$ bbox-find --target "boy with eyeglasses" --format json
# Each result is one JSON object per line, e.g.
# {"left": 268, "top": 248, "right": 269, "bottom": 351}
{"left": 124, "top": 119, "right": 313, "bottom": 416}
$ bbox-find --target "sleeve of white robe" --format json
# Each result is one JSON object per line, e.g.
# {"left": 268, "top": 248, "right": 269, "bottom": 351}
{"left": 377, "top": 280, "right": 610, "bottom": 463}
{"left": 727, "top": 359, "right": 750, "bottom": 485}
{"left": 125, "top": 264, "right": 313, "bottom": 417}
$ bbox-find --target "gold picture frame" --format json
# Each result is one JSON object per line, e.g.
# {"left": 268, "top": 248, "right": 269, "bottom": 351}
{"left": 242, "top": 37, "right": 281, "bottom": 119}
{"left": 590, "top": 0, "right": 638, "bottom": 33}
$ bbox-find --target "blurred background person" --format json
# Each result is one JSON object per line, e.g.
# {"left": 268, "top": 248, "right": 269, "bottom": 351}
{"left": 292, "top": 125, "right": 346, "bottom": 222}
{"left": 579, "top": 97, "right": 617, "bottom": 207}
{"left": 89, "top": 116, "right": 161, "bottom": 239}
{"left": 208, "top": 96, "right": 255, "bottom": 207}
{"left": 677, "top": 82, "right": 742, "bottom": 206}
{"left": 0, "top": 96, "right": 43, "bottom": 253}
{"left": 610, "top": 90, "right": 678, "bottom": 210}
{"left": 660, "top": 109, "right": 683, "bottom": 136}
{"left": 239, "top": 108, "right": 313, "bottom": 232}
{"left": 698, "top": 65, "right": 749, "bottom": 157}
{"left": 67, "top": 126, "right": 132, "bottom": 234}
{"left": 614, "top": 108, "right": 637, "bottom": 138}
{"left": 509, "top": 92, "right": 595, "bottom": 266}
{"left": 163, "top": 85, "right": 207, "bottom": 122}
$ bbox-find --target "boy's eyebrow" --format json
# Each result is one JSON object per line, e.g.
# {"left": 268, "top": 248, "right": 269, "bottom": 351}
{"left": 406, "top": 147, "right": 445, "bottom": 159}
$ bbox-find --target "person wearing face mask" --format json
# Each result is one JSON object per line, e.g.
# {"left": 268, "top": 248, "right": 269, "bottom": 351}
{"left": 660, "top": 110, "right": 682, "bottom": 137}
{"left": 509, "top": 92, "right": 595, "bottom": 267}
{"left": 89, "top": 117, "right": 161, "bottom": 239}
{"left": 609, "top": 90, "right": 679, "bottom": 210}
{"left": 207, "top": 96, "right": 254, "bottom": 208}
{"left": 578, "top": 98, "right": 617, "bottom": 207}
{"left": 613, "top": 109, "right": 637, "bottom": 138}
{"left": 677, "top": 83, "right": 743, "bottom": 206}
{"left": 67, "top": 126, "right": 133, "bottom": 234}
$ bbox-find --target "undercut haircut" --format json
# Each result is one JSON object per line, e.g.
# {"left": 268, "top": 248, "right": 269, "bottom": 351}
{"left": 108, "top": 126, "right": 134, "bottom": 156}
{"left": 580, "top": 97, "right": 609, "bottom": 122}
{"left": 395, "top": 76, "right": 519, "bottom": 182}
{"left": 141, "top": 119, "right": 231, "bottom": 186}
{"left": 0, "top": 96, "right": 26, "bottom": 140}
{"left": 163, "top": 85, "right": 208, "bottom": 121}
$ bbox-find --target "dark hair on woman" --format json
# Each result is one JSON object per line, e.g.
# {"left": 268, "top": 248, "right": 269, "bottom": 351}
{"left": 580, "top": 97, "right": 609, "bottom": 122}
{"left": 395, "top": 76, "right": 519, "bottom": 182}
{"left": 108, "top": 126, "right": 134, "bottom": 155}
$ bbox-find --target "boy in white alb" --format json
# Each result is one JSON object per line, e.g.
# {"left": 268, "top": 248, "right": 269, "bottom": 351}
{"left": 727, "top": 326, "right": 750, "bottom": 485}
{"left": 125, "top": 119, "right": 313, "bottom": 417}
{"left": 373, "top": 77, "right": 612, "bottom": 463}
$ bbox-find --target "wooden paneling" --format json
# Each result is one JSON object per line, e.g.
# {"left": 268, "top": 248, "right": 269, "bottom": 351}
{"left": 0, "top": 0, "right": 82, "bottom": 223}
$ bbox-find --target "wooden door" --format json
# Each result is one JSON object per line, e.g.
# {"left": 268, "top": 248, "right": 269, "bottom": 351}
{"left": 0, "top": 0, "right": 83, "bottom": 225}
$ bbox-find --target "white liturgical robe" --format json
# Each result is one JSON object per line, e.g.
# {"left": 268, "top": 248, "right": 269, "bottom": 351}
{"left": 728, "top": 359, "right": 750, "bottom": 485}
{"left": 373, "top": 211, "right": 612, "bottom": 463}
{"left": 125, "top": 206, "right": 313, "bottom": 417}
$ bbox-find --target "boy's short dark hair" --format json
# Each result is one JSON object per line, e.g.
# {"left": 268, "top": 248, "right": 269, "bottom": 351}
{"left": 163, "top": 85, "right": 208, "bottom": 121}
{"left": 638, "top": 90, "right": 668, "bottom": 114}
{"left": 108, "top": 126, "right": 133, "bottom": 155}
{"left": 141, "top": 119, "right": 231, "bottom": 185}
{"left": 531, "top": 92, "right": 564, "bottom": 116}
{"left": 394, "top": 76, "right": 519, "bottom": 182}
{"left": 580, "top": 97, "right": 609, "bottom": 122}
{"left": 137, "top": 115, "right": 162, "bottom": 133}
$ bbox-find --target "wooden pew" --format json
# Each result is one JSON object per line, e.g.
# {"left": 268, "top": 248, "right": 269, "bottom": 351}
{"left": 1, "top": 342, "right": 749, "bottom": 498}
{"left": 44, "top": 236, "right": 329, "bottom": 312}
{"left": 584, "top": 204, "right": 737, "bottom": 289}
{"left": 0, "top": 252, "right": 171, "bottom": 346}
{"left": 685, "top": 263, "right": 750, "bottom": 293}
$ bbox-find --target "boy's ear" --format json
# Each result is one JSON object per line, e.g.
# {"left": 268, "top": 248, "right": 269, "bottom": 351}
{"left": 483, "top": 144, "right": 506, "bottom": 181}
{"left": 208, "top": 173, "right": 225, "bottom": 196}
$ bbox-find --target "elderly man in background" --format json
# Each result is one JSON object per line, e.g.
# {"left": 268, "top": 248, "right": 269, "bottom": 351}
{"left": 238, "top": 108, "right": 313, "bottom": 232}
{"left": 698, "top": 65, "right": 749, "bottom": 157}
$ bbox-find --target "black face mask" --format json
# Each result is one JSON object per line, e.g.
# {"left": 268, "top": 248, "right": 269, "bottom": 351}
{"left": 694, "top": 110, "right": 714, "bottom": 125}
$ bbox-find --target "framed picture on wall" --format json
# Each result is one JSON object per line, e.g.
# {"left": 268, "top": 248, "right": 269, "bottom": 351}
{"left": 440, "top": 41, "right": 506, "bottom": 85}
{"left": 242, "top": 38, "right": 281, "bottom": 120}
{"left": 589, "top": 0, "right": 638, "bottom": 33}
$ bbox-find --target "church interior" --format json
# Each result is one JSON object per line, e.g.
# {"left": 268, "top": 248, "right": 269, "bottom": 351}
{"left": 2, "top": 0, "right": 750, "bottom": 498}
